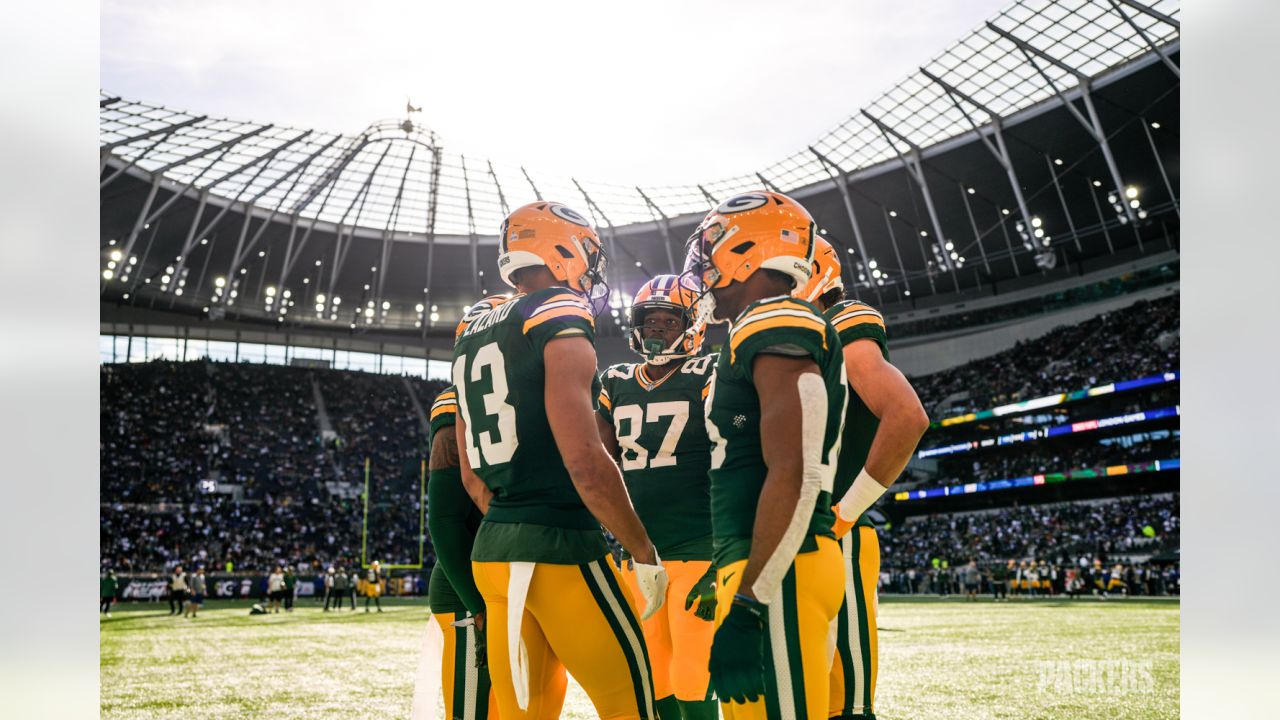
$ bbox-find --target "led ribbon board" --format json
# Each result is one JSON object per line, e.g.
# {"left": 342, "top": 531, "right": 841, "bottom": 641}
{"left": 933, "top": 372, "right": 1179, "bottom": 429}
{"left": 894, "top": 458, "right": 1180, "bottom": 502}
{"left": 916, "top": 405, "right": 1180, "bottom": 459}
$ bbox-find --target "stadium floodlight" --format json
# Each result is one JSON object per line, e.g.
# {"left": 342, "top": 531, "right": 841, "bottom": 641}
{"left": 107, "top": 260, "right": 117, "bottom": 270}
{"left": 1151, "top": 122, "right": 1161, "bottom": 129}
{"left": 888, "top": 210, "right": 897, "bottom": 217}
{"left": 102, "top": 269, "right": 113, "bottom": 280}
{"left": 381, "top": 301, "right": 390, "bottom": 310}
{"left": 868, "top": 259, "right": 878, "bottom": 269}
{"left": 332, "top": 296, "right": 341, "bottom": 305}
{"left": 431, "top": 304, "right": 438, "bottom": 312}
{"left": 1054, "top": 159, "right": 1063, "bottom": 166}
{"left": 213, "top": 276, "right": 226, "bottom": 288}
{"left": 943, "top": 242, "right": 954, "bottom": 251}
{"left": 258, "top": 250, "right": 265, "bottom": 258}
{"left": 415, "top": 303, "right": 424, "bottom": 313}
{"left": 1126, "top": 186, "right": 1140, "bottom": 200}
{"left": 966, "top": 188, "right": 975, "bottom": 195}
{"left": 265, "top": 286, "right": 276, "bottom": 297}
{"left": 316, "top": 293, "right": 326, "bottom": 303}
{"left": 282, "top": 289, "right": 291, "bottom": 299}
{"left": 429, "top": 312, "right": 439, "bottom": 322}
{"left": 109, "top": 250, "right": 122, "bottom": 262}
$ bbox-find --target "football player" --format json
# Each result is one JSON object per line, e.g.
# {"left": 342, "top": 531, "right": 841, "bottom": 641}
{"left": 425, "top": 294, "right": 529, "bottom": 720}
{"left": 455, "top": 201, "right": 666, "bottom": 720}
{"left": 684, "top": 190, "right": 847, "bottom": 720}
{"left": 794, "top": 237, "right": 929, "bottom": 720}
{"left": 596, "top": 274, "right": 718, "bottom": 720}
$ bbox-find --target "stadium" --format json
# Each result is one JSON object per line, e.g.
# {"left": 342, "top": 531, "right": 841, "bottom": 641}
{"left": 98, "top": 1, "right": 1180, "bottom": 718}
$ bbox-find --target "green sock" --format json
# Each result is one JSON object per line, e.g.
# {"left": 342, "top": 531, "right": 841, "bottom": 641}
{"left": 678, "top": 698, "right": 720, "bottom": 720}
{"left": 654, "top": 695, "right": 682, "bottom": 720}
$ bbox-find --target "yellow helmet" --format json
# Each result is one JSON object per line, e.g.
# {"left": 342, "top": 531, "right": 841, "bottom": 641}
{"left": 497, "top": 201, "right": 607, "bottom": 297}
{"left": 628, "top": 274, "right": 705, "bottom": 364}
{"left": 455, "top": 294, "right": 512, "bottom": 339}
{"left": 794, "top": 236, "right": 844, "bottom": 305}
{"left": 683, "top": 191, "right": 816, "bottom": 295}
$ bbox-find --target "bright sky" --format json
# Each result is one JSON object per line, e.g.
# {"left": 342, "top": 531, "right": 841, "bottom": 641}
{"left": 101, "top": 0, "right": 1012, "bottom": 186}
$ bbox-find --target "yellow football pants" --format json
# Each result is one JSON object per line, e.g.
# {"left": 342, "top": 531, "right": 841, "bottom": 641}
{"left": 620, "top": 559, "right": 714, "bottom": 702}
{"left": 434, "top": 612, "right": 501, "bottom": 720}
{"left": 474, "top": 557, "right": 656, "bottom": 720}
{"left": 829, "top": 527, "right": 879, "bottom": 719}
{"left": 714, "top": 537, "right": 844, "bottom": 720}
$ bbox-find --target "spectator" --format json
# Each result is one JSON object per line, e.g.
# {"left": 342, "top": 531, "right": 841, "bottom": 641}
{"left": 267, "top": 566, "right": 285, "bottom": 613}
{"left": 185, "top": 566, "right": 206, "bottom": 618}
{"left": 323, "top": 566, "right": 336, "bottom": 612}
{"left": 168, "top": 565, "right": 187, "bottom": 616}
{"left": 100, "top": 569, "right": 118, "bottom": 617}
{"left": 963, "top": 559, "right": 980, "bottom": 602}
{"left": 283, "top": 566, "right": 297, "bottom": 613}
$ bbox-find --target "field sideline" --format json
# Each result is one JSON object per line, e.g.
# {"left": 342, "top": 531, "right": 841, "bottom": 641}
{"left": 100, "top": 596, "right": 1178, "bottom": 719}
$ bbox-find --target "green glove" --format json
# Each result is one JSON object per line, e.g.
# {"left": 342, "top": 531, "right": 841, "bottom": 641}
{"left": 683, "top": 565, "right": 717, "bottom": 622}
{"left": 708, "top": 594, "right": 767, "bottom": 704}
{"left": 474, "top": 612, "right": 488, "bottom": 671}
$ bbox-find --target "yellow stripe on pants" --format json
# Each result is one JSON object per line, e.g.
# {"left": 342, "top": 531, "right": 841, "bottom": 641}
{"left": 474, "top": 557, "right": 657, "bottom": 720}
{"left": 714, "top": 537, "right": 843, "bottom": 720}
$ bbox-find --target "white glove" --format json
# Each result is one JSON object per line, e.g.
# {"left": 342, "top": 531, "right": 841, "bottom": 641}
{"left": 632, "top": 549, "right": 668, "bottom": 621}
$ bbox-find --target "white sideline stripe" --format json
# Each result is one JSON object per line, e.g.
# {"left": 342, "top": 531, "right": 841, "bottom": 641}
{"left": 843, "top": 533, "right": 866, "bottom": 713}
{"left": 768, "top": 598, "right": 797, "bottom": 720}
{"left": 587, "top": 561, "right": 655, "bottom": 720}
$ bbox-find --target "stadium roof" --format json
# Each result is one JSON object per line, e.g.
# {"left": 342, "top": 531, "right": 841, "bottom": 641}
{"left": 100, "top": 0, "right": 1179, "bottom": 340}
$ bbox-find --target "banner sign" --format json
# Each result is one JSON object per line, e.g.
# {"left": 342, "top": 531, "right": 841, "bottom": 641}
{"left": 917, "top": 405, "right": 1180, "bottom": 459}
{"left": 934, "top": 372, "right": 1179, "bottom": 429}
{"left": 893, "top": 458, "right": 1179, "bottom": 502}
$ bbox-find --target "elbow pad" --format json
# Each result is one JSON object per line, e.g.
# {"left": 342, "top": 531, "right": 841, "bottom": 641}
{"left": 751, "top": 372, "right": 833, "bottom": 604}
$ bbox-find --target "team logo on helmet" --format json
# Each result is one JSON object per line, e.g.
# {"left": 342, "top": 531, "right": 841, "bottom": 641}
{"left": 715, "top": 193, "right": 770, "bottom": 214}
{"left": 549, "top": 203, "right": 592, "bottom": 227}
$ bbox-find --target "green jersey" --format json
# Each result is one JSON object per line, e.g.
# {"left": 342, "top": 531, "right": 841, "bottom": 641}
{"left": 825, "top": 300, "right": 888, "bottom": 530}
{"left": 452, "top": 287, "right": 609, "bottom": 564}
{"left": 426, "top": 386, "right": 484, "bottom": 615}
{"left": 598, "top": 354, "right": 716, "bottom": 561}
{"left": 706, "top": 296, "right": 847, "bottom": 568}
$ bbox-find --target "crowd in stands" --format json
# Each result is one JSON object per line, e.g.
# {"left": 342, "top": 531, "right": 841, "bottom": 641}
{"left": 100, "top": 360, "right": 446, "bottom": 573}
{"left": 882, "top": 494, "right": 1180, "bottom": 572}
{"left": 923, "top": 433, "right": 1179, "bottom": 487}
{"left": 909, "top": 295, "right": 1179, "bottom": 416}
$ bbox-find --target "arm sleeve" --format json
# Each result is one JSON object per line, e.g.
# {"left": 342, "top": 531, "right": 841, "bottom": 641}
{"left": 428, "top": 387, "right": 458, "bottom": 447}
{"left": 426, "top": 466, "right": 486, "bottom": 615}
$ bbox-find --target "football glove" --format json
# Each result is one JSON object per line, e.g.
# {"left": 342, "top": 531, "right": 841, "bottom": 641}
{"left": 708, "top": 594, "right": 767, "bottom": 704}
{"left": 451, "top": 613, "right": 488, "bottom": 671}
{"left": 683, "top": 565, "right": 717, "bottom": 622}
{"left": 632, "top": 548, "right": 668, "bottom": 621}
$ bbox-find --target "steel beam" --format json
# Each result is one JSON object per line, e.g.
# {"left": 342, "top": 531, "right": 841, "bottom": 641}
{"left": 861, "top": 111, "right": 959, "bottom": 291}
{"left": 636, "top": 188, "right": 677, "bottom": 273}
{"left": 755, "top": 172, "right": 781, "bottom": 193}
{"left": 1044, "top": 155, "right": 1083, "bottom": 253}
{"left": 424, "top": 137, "right": 443, "bottom": 333}
{"left": 150, "top": 124, "right": 274, "bottom": 176}
{"left": 101, "top": 115, "right": 208, "bottom": 152}
{"left": 809, "top": 146, "right": 871, "bottom": 292}
{"left": 1106, "top": 0, "right": 1180, "bottom": 78}
{"left": 520, "top": 166, "right": 542, "bottom": 200}
{"left": 487, "top": 161, "right": 510, "bottom": 216}
{"left": 919, "top": 68, "right": 1038, "bottom": 261}
{"left": 1115, "top": 0, "right": 1180, "bottom": 29}
{"left": 1141, "top": 117, "right": 1179, "bottom": 218}
{"left": 986, "top": 21, "right": 1135, "bottom": 224}
{"left": 572, "top": 179, "right": 623, "bottom": 295}
{"left": 113, "top": 176, "right": 162, "bottom": 276}
{"left": 881, "top": 208, "right": 911, "bottom": 298}
{"left": 461, "top": 154, "right": 480, "bottom": 298}
{"left": 957, "top": 184, "right": 993, "bottom": 275}
{"left": 99, "top": 96, "right": 122, "bottom": 108}
{"left": 696, "top": 185, "right": 718, "bottom": 208}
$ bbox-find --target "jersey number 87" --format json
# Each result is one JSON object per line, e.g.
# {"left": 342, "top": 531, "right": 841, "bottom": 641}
{"left": 613, "top": 401, "right": 689, "bottom": 471}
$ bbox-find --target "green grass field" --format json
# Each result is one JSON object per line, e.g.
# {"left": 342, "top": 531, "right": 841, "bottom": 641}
{"left": 100, "top": 596, "right": 1178, "bottom": 719}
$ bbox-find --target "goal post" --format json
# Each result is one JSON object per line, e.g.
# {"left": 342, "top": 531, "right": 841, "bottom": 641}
{"left": 361, "top": 457, "right": 427, "bottom": 570}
